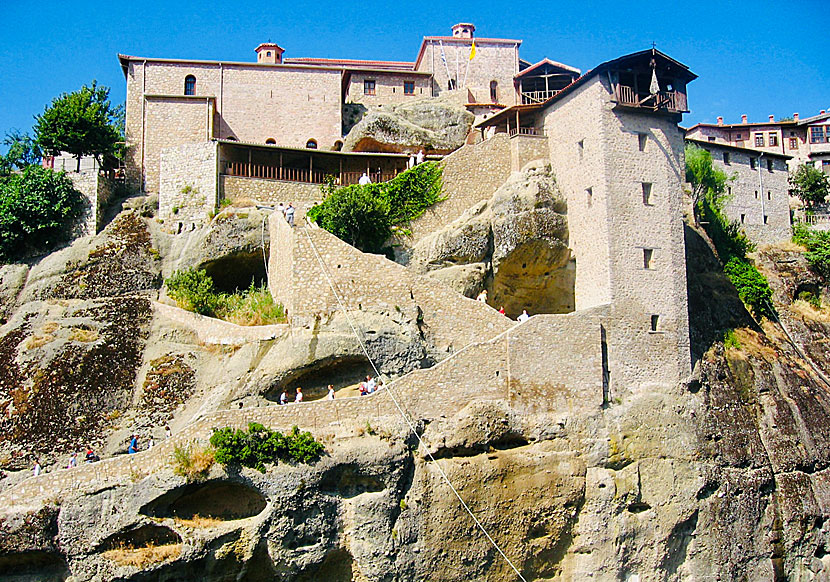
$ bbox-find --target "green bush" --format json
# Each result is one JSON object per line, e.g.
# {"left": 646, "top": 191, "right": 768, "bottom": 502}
{"left": 699, "top": 196, "right": 754, "bottom": 261}
{"left": 723, "top": 256, "right": 774, "bottom": 319}
{"left": 792, "top": 224, "right": 830, "bottom": 279}
{"left": 307, "top": 162, "right": 443, "bottom": 253}
{"left": 0, "top": 166, "right": 84, "bottom": 260}
{"left": 210, "top": 422, "right": 324, "bottom": 472}
{"left": 165, "top": 269, "right": 219, "bottom": 315}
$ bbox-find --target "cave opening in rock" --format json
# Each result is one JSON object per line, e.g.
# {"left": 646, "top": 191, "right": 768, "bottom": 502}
{"left": 200, "top": 250, "right": 267, "bottom": 294}
{"left": 320, "top": 463, "right": 386, "bottom": 498}
{"left": 100, "top": 524, "right": 181, "bottom": 551}
{"left": 0, "top": 551, "right": 70, "bottom": 581}
{"left": 140, "top": 480, "right": 267, "bottom": 521}
{"left": 264, "top": 355, "right": 375, "bottom": 402}
{"left": 296, "top": 548, "right": 356, "bottom": 582}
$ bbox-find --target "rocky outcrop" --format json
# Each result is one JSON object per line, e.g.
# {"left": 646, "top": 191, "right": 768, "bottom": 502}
{"left": 342, "top": 95, "right": 474, "bottom": 154}
{"left": 408, "top": 161, "right": 573, "bottom": 318}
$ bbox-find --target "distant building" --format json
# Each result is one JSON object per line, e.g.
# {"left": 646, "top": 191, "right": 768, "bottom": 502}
{"left": 686, "top": 110, "right": 830, "bottom": 173}
{"left": 686, "top": 138, "right": 792, "bottom": 245}
{"left": 118, "top": 23, "right": 581, "bottom": 195}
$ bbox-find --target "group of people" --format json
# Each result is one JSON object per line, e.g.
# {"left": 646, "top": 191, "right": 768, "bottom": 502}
{"left": 476, "top": 289, "right": 531, "bottom": 322}
{"left": 275, "top": 202, "right": 296, "bottom": 226}
{"left": 359, "top": 375, "right": 383, "bottom": 396}
{"left": 278, "top": 387, "right": 304, "bottom": 405}
{"left": 407, "top": 148, "right": 426, "bottom": 170}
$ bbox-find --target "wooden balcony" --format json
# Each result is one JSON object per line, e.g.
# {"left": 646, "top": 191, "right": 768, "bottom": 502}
{"left": 222, "top": 162, "right": 402, "bottom": 186}
{"left": 520, "top": 90, "right": 560, "bottom": 104}
{"left": 508, "top": 127, "right": 546, "bottom": 138}
{"left": 614, "top": 85, "right": 688, "bottom": 113}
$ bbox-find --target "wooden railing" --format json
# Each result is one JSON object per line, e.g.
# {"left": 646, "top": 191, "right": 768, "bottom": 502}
{"left": 614, "top": 86, "right": 688, "bottom": 113}
{"left": 222, "top": 163, "right": 403, "bottom": 186}
{"left": 801, "top": 213, "right": 830, "bottom": 226}
{"left": 508, "top": 127, "right": 546, "bottom": 138}
{"left": 520, "top": 90, "right": 560, "bottom": 104}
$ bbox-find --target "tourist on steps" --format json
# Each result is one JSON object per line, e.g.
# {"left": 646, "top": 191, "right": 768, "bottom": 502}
{"left": 295, "top": 387, "right": 303, "bottom": 403}
{"left": 128, "top": 435, "right": 139, "bottom": 454}
{"left": 517, "top": 309, "right": 530, "bottom": 323}
{"left": 327, "top": 385, "right": 335, "bottom": 400}
{"left": 33, "top": 460, "right": 41, "bottom": 477}
{"left": 284, "top": 203, "right": 295, "bottom": 226}
{"left": 279, "top": 389, "right": 288, "bottom": 405}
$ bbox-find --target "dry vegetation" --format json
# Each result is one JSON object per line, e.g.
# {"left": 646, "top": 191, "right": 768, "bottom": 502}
{"left": 69, "top": 327, "right": 99, "bottom": 342}
{"left": 171, "top": 444, "right": 215, "bottom": 481}
{"left": 102, "top": 542, "right": 181, "bottom": 567}
{"left": 172, "top": 514, "right": 225, "bottom": 529}
{"left": 790, "top": 298, "right": 830, "bottom": 322}
{"left": 23, "top": 334, "right": 54, "bottom": 349}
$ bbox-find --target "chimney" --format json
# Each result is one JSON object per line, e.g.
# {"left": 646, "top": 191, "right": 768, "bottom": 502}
{"left": 769, "top": 115, "right": 775, "bottom": 122}
{"left": 794, "top": 113, "right": 799, "bottom": 122}
{"left": 717, "top": 116, "right": 723, "bottom": 125}
{"left": 741, "top": 114, "right": 748, "bottom": 124}
{"left": 451, "top": 23, "right": 475, "bottom": 39}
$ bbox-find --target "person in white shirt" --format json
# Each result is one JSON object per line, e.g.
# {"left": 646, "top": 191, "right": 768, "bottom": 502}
{"left": 327, "top": 385, "right": 335, "bottom": 400}
{"left": 276, "top": 202, "right": 285, "bottom": 216}
{"left": 295, "top": 387, "right": 303, "bottom": 403}
{"left": 358, "top": 172, "right": 372, "bottom": 185}
{"left": 416, "top": 149, "right": 425, "bottom": 165}
{"left": 366, "top": 376, "right": 376, "bottom": 393}
{"left": 517, "top": 309, "right": 530, "bottom": 322}
{"left": 284, "top": 203, "right": 296, "bottom": 226}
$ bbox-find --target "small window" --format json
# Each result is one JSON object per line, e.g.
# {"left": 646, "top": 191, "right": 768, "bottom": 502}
{"left": 811, "top": 127, "right": 825, "bottom": 144}
{"left": 763, "top": 215, "right": 769, "bottom": 225}
{"left": 767, "top": 159, "right": 773, "bottom": 172}
{"left": 750, "top": 157, "right": 757, "bottom": 170}
{"left": 790, "top": 137, "right": 799, "bottom": 150}
{"left": 642, "top": 182, "right": 653, "bottom": 205}
{"left": 404, "top": 81, "right": 415, "bottom": 95}
{"left": 448, "top": 79, "right": 457, "bottom": 90}
{"left": 643, "top": 248, "right": 654, "bottom": 270}
{"left": 490, "top": 80, "right": 498, "bottom": 102}
{"left": 740, "top": 213, "right": 746, "bottom": 224}
{"left": 769, "top": 133, "right": 778, "bottom": 147}
{"left": 578, "top": 139, "right": 584, "bottom": 160}
{"left": 755, "top": 190, "right": 759, "bottom": 199}
{"left": 767, "top": 191, "right": 771, "bottom": 200}
{"left": 734, "top": 133, "right": 742, "bottom": 141}
{"left": 265, "top": 138, "right": 276, "bottom": 144}
{"left": 708, "top": 136, "right": 716, "bottom": 142}
{"left": 306, "top": 139, "right": 317, "bottom": 149}
{"left": 727, "top": 185, "right": 732, "bottom": 196}
{"left": 364, "top": 80, "right": 376, "bottom": 95}
{"left": 586, "top": 187, "right": 593, "bottom": 208}
{"left": 723, "top": 152, "right": 730, "bottom": 165}
{"left": 266, "top": 51, "right": 272, "bottom": 57}
{"left": 755, "top": 133, "right": 765, "bottom": 147}
{"left": 184, "top": 75, "right": 196, "bottom": 96}
{"left": 638, "top": 133, "right": 648, "bottom": 151}
{"left": 650, "top": 314, "right": 660, "bottom": 332}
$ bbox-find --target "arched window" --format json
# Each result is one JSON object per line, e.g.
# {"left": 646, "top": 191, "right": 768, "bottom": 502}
{"left": 490, "top": 80, "right": 498, "bottom": 103}
{"left": 333, "top": 140, "right": 343, "bottom": 151}
{"left": 266, "top": 51, "right": 272, "bottom": 57}
{"left": 265, "top": 138, "right": 276, "bottom": 145}
{"left": 184, "top": 75, "right": 196, "bottom": 96}
{"left": 306, "top": 139, "right": 318, "bottom": 149}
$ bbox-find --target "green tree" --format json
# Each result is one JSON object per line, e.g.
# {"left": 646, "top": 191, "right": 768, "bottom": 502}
{"left": 789, "top": 163, "right": 830, "bottom": 208}
{"left": 0, "top": 130, "right": 41, "bottom": 176}
{"left": 34, "top": 81, "right": 123, "bottom": 172}
{"left": 685, "top": 144, "right": 732, "bottom": 223}
{"left": 0, "top": 166, "right": 84, "bottom": 259}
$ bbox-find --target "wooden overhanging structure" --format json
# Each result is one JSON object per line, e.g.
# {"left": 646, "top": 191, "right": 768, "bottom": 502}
{"left": 217, "top": 140, "right": 438, "bottom": 186}
{"left": 515, "top": 58, "right": 581, "bottom": 104}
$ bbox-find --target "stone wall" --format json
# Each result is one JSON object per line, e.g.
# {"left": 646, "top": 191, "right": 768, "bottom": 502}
{"left": 690, "top": 140, "right": 792, "bottom": 245}
{"left": 220, "top": 175, "right": 322, "bottom": 216}
{"left": 543, "top": 76, "right": 691, "bottom": 391}
{"left": 159, "top": 141, "right": 219, "bottom": 230}
{"left": 144, "top": 96, "right": 214, "bottom": 194}
{"left": 68, "top": 170, "right": 113, "bottom": 237}
{"left": 406, "top": 133, "right": 512, "bottom": 245}
{"left": 346, "top": 72, "right": 431, "bottom": 107}
{"left": 416, "top": 40, "right": 519, "bottom": 105}
{"left": 510, "top": 133, "right": 548, "bottom": 171}
{"left": 268, "top": 217, "right": 513, "bottom": 353}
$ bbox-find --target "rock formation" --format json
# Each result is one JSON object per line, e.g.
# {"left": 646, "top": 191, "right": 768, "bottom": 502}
{"left": 408, "top": 161, "right": 573, "bottom": 318}
{"left": 342, "top": 95, "right": 474, "bottom": 154}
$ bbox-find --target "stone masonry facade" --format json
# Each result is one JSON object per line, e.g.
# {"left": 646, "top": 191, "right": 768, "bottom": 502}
{"left": 158, "top": 141, "right": 219, "bottom": 231}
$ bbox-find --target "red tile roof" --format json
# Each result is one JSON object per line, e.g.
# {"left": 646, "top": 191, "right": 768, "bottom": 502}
{"left": 283, "top": 58, "right": 415, "bottom": 71}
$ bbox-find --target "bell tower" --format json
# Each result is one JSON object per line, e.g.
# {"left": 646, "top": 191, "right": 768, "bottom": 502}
{"left": 255, "top": 42, "right": 285, "bottom": 64}
{"left": 451, "top": 23, "right": 475, "bottom": 39}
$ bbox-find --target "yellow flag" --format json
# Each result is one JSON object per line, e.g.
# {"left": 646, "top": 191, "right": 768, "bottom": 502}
{"left": 469, "top": 41, "right": 476, "bottom": 60}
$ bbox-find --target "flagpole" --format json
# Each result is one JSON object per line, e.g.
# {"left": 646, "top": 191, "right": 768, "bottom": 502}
{"left": 439, "top": 41, "right": 453, "bottom": 91}
{"left": 455, "top": 44, "right": 459, "bottom": 90}
{"left": 463, "top": 42, "right": 472, "bottom": 88}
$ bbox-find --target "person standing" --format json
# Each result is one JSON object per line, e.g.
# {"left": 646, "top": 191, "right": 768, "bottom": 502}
{"left": 358, "top": 172, "right": 371, "bottom": 185}
{"left": 517, "top": 309, "right": 530, "bottom": 323}
{"left": 284, "top": 203, "right": 296, "bottom": 227}
{"left": 276, "top": 202, "right": 285, "bottom": 216}
{"left": 128, "top": 435, "right": 139, "bottom": 454}
{"left": 67, "top": 452, "right": 77, "bottom": 469}
{"left": 33, "top": 460, "right": 41, "bottom": 477}
{"left": 165, "top": 425, "right": 172, "bottom": 439}
{"left": 295, "top": 387, "right": 303, "bottom": 403}
{"left": 327, "top": 385, "right": 335, "bottom": 400}
{"left": 279, "top": 390, "right": 288, "bottom": 405}
{"left": 408, "top": 153, "right": 415, "bottom": 169}
{"left": 416, "top": 149, "right": 425, "bottom": 165}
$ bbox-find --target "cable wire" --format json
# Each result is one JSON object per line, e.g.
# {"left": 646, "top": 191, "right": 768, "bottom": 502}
{"left": 299, "top": 224, "right": 527, "bottom": 582}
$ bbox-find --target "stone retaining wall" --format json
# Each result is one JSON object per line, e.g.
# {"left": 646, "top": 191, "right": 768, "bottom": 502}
{"left": 68, "top": 171, "right": 114, "bottom": 237}
{"left": 152, "top": 301, "right": 288, "bottom": 345}
{"left": 220, "top": 175, "right": 322, "bottom": 217}
{"left": 159, "top": 141, "right": 219, "bottom": 231}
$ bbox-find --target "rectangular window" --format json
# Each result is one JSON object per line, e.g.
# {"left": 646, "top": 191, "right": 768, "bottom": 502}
{"left": 790, "top": 137, "right": 799, "bottom": 150}
{"left": 755, "top": 190, "right": 759, "bottom": 199}
{"left": 768, "top": 191, "right": 772, "bottom": 200}
{"left": 750, "top": 157, "right": 757, "bottom": 170}
{"left": 650, "top": 314, "right": 660, "bottom": 332}
{"left": 723, "top": 152, "right": 730, "bottom": 165}
{"left": 364, "top": 80, "right": 376, "bottom": 95}
{"left": 404, "top": 81, "right": 415, "bottom": 95}
{"left": 769, "top": 133, "right": 778, "bottom": 147}
{"left": 811, "top": 126, "right": 825, "bottom": 144}
{"left": 586, "top": 187, "right": 593, "bottom": 208}
{"left": 763, "top": 215, "right": 769, "bottom": 225}
{"left": 767, "top": 159, "right": 774, "bottom": 172}
{"left": 638, "top": 133, "right": 648, "bottom": 151}
{"left": 578, "top": 140, "right": 584, "bottom": 160}
{"left": 823, "top": 160, "right": 830, "bottom": 174}
{"left": 740, "top": 213, "right": 746, "bottom": 224}
{"left": 755, "top": 133, "right": 765, "bottom": 147}
{"left": 642, "top": 182, "right": 653, "bottom": 205}
{"left": 643, "top": 248, "right": 654, "bottom": 270}
{"left": 727, "top": 185, "right": 732, "bottom": 196}
{"left": 734, "top": 133, "right": 742, "bottom": 142}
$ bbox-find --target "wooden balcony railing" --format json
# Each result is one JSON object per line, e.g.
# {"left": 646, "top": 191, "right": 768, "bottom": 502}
{"left": 222, "top": 162, "right": 403, "bottom": 186}
{"left": 508, "top": 127, "right": 546, "bottom": 138}
{"left": 614, "top": 85, "right": 688, "bottom": 113}
{"left": 520, "top": 90, "right": 560, "bottom": 104}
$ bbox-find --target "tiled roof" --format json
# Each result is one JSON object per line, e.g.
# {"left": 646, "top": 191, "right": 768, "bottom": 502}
{"left": 283, "top": 58, "right": 415, "bottom": 71}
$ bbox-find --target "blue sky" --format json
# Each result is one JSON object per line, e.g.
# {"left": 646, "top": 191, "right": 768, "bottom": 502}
{"left": 1, "top": 0, "right": 827, "bottom": 152}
